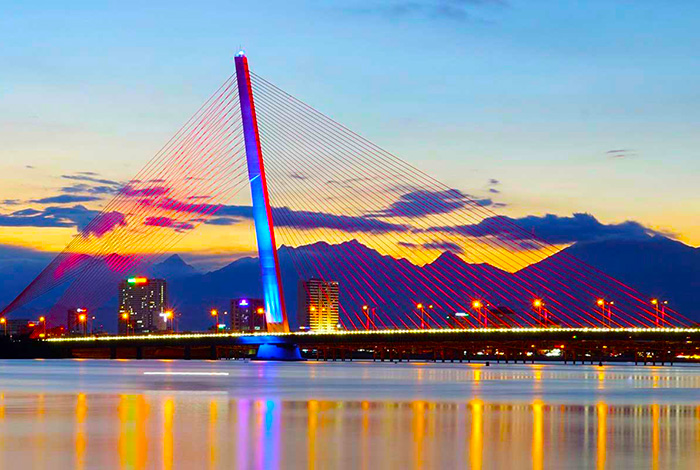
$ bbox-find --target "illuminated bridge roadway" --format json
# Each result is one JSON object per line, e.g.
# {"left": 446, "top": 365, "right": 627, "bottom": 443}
{"left": 19, "top": 327, "right": 700, "bottom": 365}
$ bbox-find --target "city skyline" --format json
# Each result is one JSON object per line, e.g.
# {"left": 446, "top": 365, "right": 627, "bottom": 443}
{"left": 2, "top": 1, "right": 700, "bottom": 272}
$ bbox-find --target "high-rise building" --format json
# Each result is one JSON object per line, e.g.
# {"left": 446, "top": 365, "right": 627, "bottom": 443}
{"left": 5, "top": 319, "right": 33, "bottom": 336}
{"left": 118, "top": 277, "right": 167, "bottom": 334}
{"left": 230, "top": 298, "right": 266, "bottom": 332}
{"left": 297, "top": 278, "right": 340, "bottom": 331}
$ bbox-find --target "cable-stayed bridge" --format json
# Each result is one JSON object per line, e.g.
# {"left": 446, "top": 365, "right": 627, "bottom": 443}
{"left": 2, "top": 52, "right": 698, "bottom": 361}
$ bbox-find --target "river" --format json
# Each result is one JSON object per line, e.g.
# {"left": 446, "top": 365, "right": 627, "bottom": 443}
{"left": 0, "top": 359, "right": 699, "bottom": 469}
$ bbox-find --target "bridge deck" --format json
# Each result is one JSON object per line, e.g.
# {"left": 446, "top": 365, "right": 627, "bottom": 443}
{"left": 26, "top": 327, "right": 700, "bottom": 363}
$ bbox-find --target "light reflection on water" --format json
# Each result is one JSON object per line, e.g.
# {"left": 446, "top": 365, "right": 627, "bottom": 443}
{"left": 0, "top": 360, "right": 699, "bottom": 469}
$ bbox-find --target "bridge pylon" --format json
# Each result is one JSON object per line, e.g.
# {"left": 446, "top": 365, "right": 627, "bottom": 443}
{"left": 234, "top": 51, "right": 290, "bottom": 334}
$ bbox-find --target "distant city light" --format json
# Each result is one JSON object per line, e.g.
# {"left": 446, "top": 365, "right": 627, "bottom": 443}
{"left": 45, "top": 326, "right": 700, "bottom": 344}
{"left": 239, "top": 299, "right": 249, "bottom": 307}
{"left": 127, "top": 277, "right": 148, "bottom": 285}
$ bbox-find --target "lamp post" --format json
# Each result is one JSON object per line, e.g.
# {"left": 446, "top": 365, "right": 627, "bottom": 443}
{"left": 362, "top": 305, "right": 370, "bottom": 330}
{"left": 532, "top": 299, "right": 545, "bottom": 325}
{"left": 166, "top": 310, "right": 174, "bottom": 331}
{"left": 0, "top": 318, "right": 6, "bottom": 336}
{"left": 595, "top": 298, "right": 605, "bottom": 326}
{"left": 39, "top": 316, "right": 46, "bottom": 336}
{"left": 416, "top": 303, "right": 425, "bottom": 329}
{"left": 472, "top": 300, "right": 485, "bottom": 327}
{"left": 596, "top": 299, "right": 613, "bottom": 327}
{"left": 661, "top": 300, "right": 668, "bottom": 325}
{"left": 211, "top": 309, "right": 219, "bottom": 331}
{"left": 78, "top": 313, "right": 87, "bottom": 336}
{"left": 121, "top": 312, "right": 130, "bottom": 336}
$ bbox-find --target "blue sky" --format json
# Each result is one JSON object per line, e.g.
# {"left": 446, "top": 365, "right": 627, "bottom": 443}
{"left": 1, "top": 0, "right": 699, "bottom": 264}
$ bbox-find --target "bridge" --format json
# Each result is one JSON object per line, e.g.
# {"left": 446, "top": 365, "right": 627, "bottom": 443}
{"left": 1, "top": 52, "right": 695, "bottom": 360}
{"left": 16, "top": 327, "right": 698, "bottom": 365}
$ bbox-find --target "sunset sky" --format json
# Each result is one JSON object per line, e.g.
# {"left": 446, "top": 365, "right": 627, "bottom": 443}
{"left": 2, "top": 0, "right": 699, "bottom": 270}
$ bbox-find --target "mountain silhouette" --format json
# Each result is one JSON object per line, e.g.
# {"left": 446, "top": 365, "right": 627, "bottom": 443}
{"left": 2, "top": 236, "right": 698, "bottom": 330}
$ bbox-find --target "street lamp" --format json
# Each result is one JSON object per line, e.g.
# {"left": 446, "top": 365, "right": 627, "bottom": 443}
{"left": 596, "top": 299, "right": 613, "bottom": 327}
{"left": 472, "top": 300, "right": 485, "bottom": 327}
{"left": 532, "top": 299, "right": 546, "bottom": 325}
{"left": 661, "top": 300, "right": 668, "bottom": 325}
{"left": 78, "top": 313, "right": 87, "bottom": 336}
{"left": 39, "top": 316, "right": 46, "bottom": 335}
{"left": 159, "top": 310, "right": 174, "bottom": 332}
{"left": 121, "top": 312, "right": 131, "bottom": 335}
{"left": 0, "top": 318, "right": 6, "bottom": 336}
{"left": 211, "top": 309, "right": 219, "bottom": 331}
{"left": 362, "top": 305, "right": 370, "bottom": 330}
{"left": 416, "top": 303, "right": 427, "bottom": 329}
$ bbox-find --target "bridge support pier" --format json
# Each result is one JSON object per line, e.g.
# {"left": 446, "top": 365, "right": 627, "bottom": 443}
{"left": 255, "top": 344, "right": 303, "bottom": 361}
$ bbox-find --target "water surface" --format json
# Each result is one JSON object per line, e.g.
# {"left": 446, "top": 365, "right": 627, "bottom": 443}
{"left": 1, "top": 359, "right": 699, "bottom": 469}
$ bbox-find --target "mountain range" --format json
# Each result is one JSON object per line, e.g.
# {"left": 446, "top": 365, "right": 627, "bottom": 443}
{"left": 1, "top": 236, "right": 698, "bottom": 330}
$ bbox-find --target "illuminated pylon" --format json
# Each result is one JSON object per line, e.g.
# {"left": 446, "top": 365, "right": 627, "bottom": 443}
{"left": 234, "top": 51, "right": 289, "bottom": 333}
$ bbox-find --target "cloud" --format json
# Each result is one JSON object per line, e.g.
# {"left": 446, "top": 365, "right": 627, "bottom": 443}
{"left": 61, "top": 173, "right": 121, "bottom": 186}
{"left": 274, "top": 207, "right": 410, "bottom": 233}
{"left": 143, "top": 216, "right": 194, "bottom": 232}
{"left": 30, "top": 195, "right": 101, "bottom": 204}
{"left": 347, "top": 0, "right": 506, "bottom": 22}
{"left": 122, "top": 185, "right": 170, "bottom": 198}
{"left": 422, "top": 240, "right": 464, "bottom": 253}
{"left": 25, "top": 165, "right": 35, "bottom": 169}
{"left": 0, "top": 205, "right": 99, "bottom": 229}
{"left": 60, "top": 183, "right": 120, "bottom": 195}
{"left": 82, "top": 211, "right": 126, "bottom": 238}
{"left": 370, "top": 188, "right": 497, "bottom": 218}
{"left": 606, "top": 149, "right": 636, "bottom": 159}
{"left": 206, "top": 204, "right": 410, "bottom": 234}
{"left": 430, "top": 213, "right": 664, "bottom": 245}
{"left": 289, "top": 172, "right": 308, "bottom": 180}
{"left": 1, "top": 199, "right": 20, "bottom": 206}
{"left": 398, "top": 240, "right": 464, "bottom": 253}
{"left": 204, "top": 216, "right": 243, "bottom": 226}
{"left": 156, "top": 197, "right": 222, "bottom": 216}
{"left": 488, "top": 178, "right": 500, "bottom": 185}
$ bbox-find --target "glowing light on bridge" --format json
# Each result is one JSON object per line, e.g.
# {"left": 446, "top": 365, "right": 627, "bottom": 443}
{"left": 44, "top": 326, "right": 700, "bottom": 344}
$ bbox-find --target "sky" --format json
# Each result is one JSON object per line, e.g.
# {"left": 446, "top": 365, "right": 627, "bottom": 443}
{"left": 1, "top": 0, "right": 700, "bottom": 270}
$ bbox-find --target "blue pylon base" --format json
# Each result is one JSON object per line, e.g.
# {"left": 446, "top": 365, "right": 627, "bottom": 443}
{"left": 254, "top": 344, "right": 304, "bottom": 361}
